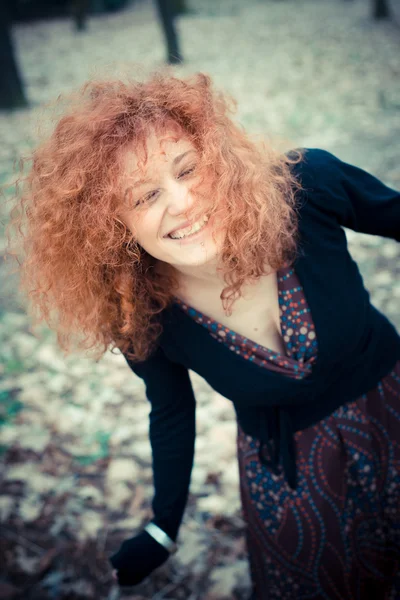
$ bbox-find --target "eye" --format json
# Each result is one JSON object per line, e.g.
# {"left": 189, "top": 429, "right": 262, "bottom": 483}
{"left": 141, "top": 189, "right": 160, "bottom": 204}
{"left": 147, "top": 190, "right": 159, "bottom": 200}
{"left": 178, "top": 165, "right": 196, "bottom": 179}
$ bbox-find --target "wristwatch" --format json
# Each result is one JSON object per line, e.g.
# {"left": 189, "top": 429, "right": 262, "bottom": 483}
{"left": 144, "top": 522, "right": 178, "bottom": 554}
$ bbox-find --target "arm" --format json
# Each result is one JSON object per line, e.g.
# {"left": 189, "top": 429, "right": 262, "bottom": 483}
{"left": 298, "top": 148, "right": 400, "bottom": 241}
{"left": 123, "top": 344, "right": 196, "bottom": 541}
{"left": 109, "top": 344, "right": 196, "bottom": 585}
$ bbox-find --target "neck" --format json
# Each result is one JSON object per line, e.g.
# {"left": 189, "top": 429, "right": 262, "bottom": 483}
{"left": 175, "top": 259, "right": 226, "bottom": 291}
{"left": 155, "top": 253, "right": 226, "bottom": 292}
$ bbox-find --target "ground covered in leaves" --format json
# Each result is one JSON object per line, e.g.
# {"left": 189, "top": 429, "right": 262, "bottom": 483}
{"left": 0, "top": 0, "right": 399, "bottom": 598}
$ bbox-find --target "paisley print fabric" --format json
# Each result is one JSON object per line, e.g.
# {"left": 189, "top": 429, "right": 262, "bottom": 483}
{"left": 175, "top": 267, "right": 400, "bottom": 599}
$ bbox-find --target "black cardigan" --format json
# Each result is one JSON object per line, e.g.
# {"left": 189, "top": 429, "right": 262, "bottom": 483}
{"left": 122, "top": 149, "right": 400, "bottom": 542}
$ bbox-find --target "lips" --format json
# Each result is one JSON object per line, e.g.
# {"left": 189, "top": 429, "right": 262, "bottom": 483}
{"left": 165, "top": 220, "right": 192, "bottom": 238}
{"left": 164, "top": 214, "right": 209, "bottom": 238}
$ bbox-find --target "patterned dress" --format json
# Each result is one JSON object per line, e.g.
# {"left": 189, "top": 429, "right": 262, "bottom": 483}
{"left": 174, "top": 266, "right": 400, "bottom": 600}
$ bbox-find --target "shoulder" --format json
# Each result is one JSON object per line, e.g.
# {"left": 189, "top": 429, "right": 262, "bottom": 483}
{"left": 286, "top": 148, "right": 359, "bottom": 228}
{"left": 287, "top": 148, "right": 344, "bottom": 195}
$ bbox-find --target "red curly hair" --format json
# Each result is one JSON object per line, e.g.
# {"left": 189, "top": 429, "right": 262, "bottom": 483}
{"left": 6, "top": 68, "right": 303, "bottom": 363}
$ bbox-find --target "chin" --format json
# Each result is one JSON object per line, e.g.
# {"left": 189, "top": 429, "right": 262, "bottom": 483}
{"left": 165, "top": 244, "right": 210, "bottom": 260}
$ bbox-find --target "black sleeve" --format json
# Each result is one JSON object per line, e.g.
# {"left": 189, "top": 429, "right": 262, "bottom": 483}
{"left": 122, "top": 344, "right": 196, "bottom": 541}
{"left": 297, "top": 148, "right": 400, "bottom": 241}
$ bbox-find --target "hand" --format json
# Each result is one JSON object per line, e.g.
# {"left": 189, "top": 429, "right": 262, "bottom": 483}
{"left": 109, "top": 530, "right": 170, "bottom": 586}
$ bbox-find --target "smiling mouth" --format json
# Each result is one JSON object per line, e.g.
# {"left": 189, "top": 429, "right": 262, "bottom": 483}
{"left": 166, "top": 214, "right": 210, "bottom": 240}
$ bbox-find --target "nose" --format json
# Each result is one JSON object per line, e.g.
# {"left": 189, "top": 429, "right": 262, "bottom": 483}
{"left": 165, "top": 180, "right": 194, "bottom": 216}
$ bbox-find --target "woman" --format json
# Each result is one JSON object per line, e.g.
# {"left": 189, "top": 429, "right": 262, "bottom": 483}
{"left": 7, "top": 70, "right": 400, "bottom": 599}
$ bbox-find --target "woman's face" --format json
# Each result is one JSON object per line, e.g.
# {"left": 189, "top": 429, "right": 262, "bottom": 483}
{"left": 119, "top": 128, "right": 223, "bottom": 276}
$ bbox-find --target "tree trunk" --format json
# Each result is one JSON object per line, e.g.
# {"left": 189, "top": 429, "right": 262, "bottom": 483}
{"left": 373, "top": 0, "right": 391, "bottom": 19}
{"left": 172, "top": 0, "right": 188, "bottom": 15}
{"left": 0, "top": 3, "right": 28, "bottom": 110}
{"left": 70, "top": 0, "right": 91, "bottom": 31}
{"left": 154, "top": 0, "right": 183, "bottom": 64}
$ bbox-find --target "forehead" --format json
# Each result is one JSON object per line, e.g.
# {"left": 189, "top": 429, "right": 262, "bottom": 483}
{"left": 122, "top": 128, "right": 196, "bottom": 179}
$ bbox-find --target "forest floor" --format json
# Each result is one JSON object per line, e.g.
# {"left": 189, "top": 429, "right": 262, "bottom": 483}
{"left": 0, "top": 0, "right": 399, "bottom": 598}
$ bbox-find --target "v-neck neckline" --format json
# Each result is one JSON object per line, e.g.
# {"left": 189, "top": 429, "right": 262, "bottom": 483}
{"left": 173, "top": 267, "right": 290, "bottom": 360}
{"left": 174, "top": 267, "right": 288, "bottom": 362}
{"left": 164, "top": 256, "right": 324, "bottom": 387}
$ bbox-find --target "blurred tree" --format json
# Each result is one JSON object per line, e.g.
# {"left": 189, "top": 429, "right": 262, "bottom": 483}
{"left": 154, "top": 0, "right": 183, "bottom": 64}
{"left": 70, "top": 0, "right": 91, "bottom": 30}
{"left": 9, "top": 0, "right": 129, "bottom": 22}
{"left": 172, "top": 0, "right": 189, "bottom": 15}
{"left": 373, "top": 0, "right": 391, "bottom": 19}
{"left": 0, "top": 2, "right": 28, "bottom": 110}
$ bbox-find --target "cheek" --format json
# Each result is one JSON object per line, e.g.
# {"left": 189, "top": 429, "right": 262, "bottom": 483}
{"left": 134, "top": 213, "right": 162, "bottom": 250}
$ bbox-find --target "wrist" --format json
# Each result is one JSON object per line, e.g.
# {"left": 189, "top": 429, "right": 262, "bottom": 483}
{"left": 144, "top": 522, "right": 178, "bottom": 555}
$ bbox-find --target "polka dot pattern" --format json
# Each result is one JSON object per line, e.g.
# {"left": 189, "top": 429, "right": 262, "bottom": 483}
{"left": 174, "top": 265, "right": 400, "bottom": 599}
{"left": 174, "top": 266, "right": 318, "bottom": 380}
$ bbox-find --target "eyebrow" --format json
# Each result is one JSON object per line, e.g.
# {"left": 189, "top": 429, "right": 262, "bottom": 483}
{"left": 131, "top": 150, "right": 196, "bottom": 188}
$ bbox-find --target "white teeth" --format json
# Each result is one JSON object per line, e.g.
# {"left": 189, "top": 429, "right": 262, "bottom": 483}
{"left": 169, "top": 215, "right": 209, "bottom": 239}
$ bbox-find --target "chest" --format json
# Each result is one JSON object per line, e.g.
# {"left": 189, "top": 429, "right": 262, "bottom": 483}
{"left": 162, "top": 203, "right": 376, "bottom": 410}
{"left": 174, "top": 272, "right": 286, "bottom": 355}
